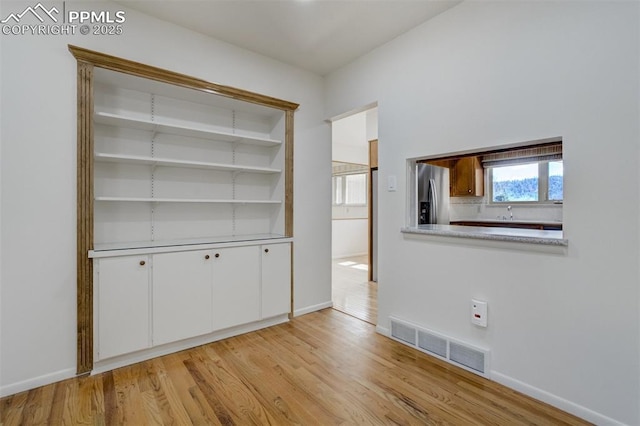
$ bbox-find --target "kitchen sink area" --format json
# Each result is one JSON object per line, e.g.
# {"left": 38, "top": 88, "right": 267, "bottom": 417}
{"left": 404, "top": 140, "right": 566, "bottom": 246}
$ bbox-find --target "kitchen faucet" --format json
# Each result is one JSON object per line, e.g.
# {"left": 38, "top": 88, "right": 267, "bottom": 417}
{"left": 507, "top": 205, "right": 513, "bottom": 220}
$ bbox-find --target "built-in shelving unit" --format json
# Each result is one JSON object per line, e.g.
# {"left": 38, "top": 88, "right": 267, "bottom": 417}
{"left": 91, "top": 65, "right": 290, "bottom": 249}
{"left": 70, "top": 45, "right": 297, "bottom": 375}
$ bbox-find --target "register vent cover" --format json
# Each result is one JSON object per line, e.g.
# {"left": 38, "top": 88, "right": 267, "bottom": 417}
{"left": 418, "top": 330, "right": 447, "bottom": 359}
{"left": 449, "top": 342, "right": 485, "bottom": 373}
{"left": 391, "top": 320, "right": 416, "bottom": 345}
{"left": 389, "top": 317, "right": 490, "bottom": 378}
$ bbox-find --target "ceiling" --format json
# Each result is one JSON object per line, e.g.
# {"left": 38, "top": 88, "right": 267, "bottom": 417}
{"left": 116, "top": 0, "right": 462, "bottom": 76}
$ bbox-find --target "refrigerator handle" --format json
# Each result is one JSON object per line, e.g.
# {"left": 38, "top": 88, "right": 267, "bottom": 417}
{"left": 428, "top": 178, "right": 438, "bottom": 224}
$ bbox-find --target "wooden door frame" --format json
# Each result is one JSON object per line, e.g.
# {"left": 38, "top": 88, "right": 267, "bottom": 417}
{"left": 368, "top": 139, "right": 378, "bottom": 282}
{"left": 69, "top": 45, "right": 298, "bottom": 374}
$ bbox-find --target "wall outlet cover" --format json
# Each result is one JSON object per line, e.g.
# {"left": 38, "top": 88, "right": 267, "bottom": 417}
{"left": 471, "top": 299, "right": 488, "bottom": 327}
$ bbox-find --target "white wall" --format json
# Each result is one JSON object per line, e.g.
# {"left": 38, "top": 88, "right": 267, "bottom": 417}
{"left": 332, "top": 111, "right": 369, "bottom": 164}
{"left": 0, "top": 0, "right": 331, "bottom": 395}
{"left": 326, "top": 2, "right": 639, "bottom": 425}
{"left": 332, "top": 219, "right": 368, "bottom": 259}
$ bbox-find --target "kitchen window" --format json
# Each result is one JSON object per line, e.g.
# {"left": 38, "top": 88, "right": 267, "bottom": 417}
{"left": 483, "top": 143, "right": 563, "bottom": 204}
{"left": 489, "top": 160, "right": 563, "bottom": 203}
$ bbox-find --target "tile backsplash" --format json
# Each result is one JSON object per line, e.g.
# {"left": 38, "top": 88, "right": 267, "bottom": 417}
{"left": 449, "top": 197, "right": 563, "bottom": 222}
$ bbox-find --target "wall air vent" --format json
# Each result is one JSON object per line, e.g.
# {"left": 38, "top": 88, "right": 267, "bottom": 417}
{"left": 391, "top": 320, "right": 416, "bottom": 345}
{"left": 389, "top": 317, "right": 490, "bottom": 378}
{"left": 418, "top": 330, "right": 447, "bottom": 359}
{"left": 449, "top": 342, "right": 485, "bottom": 374}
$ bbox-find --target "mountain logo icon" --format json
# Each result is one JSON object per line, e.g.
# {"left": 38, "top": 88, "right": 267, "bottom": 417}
{"left": 1, "top": 3, "right": 59, "bottom": 24}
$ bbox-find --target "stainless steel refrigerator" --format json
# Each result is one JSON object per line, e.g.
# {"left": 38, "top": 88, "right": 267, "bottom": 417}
{"left": 417, "top": 163, "right": 450, "bottom": 225}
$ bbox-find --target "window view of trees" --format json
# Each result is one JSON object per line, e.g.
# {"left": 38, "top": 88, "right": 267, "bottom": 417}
{"left": 548, "top": 161, "right": 563, "bottom": 201}
{"left": 492, "top": 161, "right": 563, "bottom": 203}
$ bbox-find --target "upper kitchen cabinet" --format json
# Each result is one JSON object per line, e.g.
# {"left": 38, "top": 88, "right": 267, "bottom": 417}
{"left": 451, "top": 156, "right": 484, "bottom": 197}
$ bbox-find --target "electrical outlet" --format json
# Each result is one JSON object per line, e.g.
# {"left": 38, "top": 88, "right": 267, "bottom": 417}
{"left": 471, "top": 299, "right": 488, "bottom": 327}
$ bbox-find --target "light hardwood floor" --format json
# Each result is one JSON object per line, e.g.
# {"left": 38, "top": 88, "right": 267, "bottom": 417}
{"left": 0, "top": 309, "right": 590, "bottom": 425}
{"left": 332, "top": 255, "right": 378, "bottom": 324}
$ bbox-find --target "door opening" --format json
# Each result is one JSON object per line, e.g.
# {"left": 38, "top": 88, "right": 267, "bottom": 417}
{"left": 330, "top": 107, "right": 378, "bottom": 325}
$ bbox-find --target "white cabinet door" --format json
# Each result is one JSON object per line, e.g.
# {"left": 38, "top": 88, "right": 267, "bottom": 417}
{"left": 97, "top": 256, "right": 150, "bottom": 360}
{"left": 212, "top": 246, "right": 260, "bottom": 331}
{"left": 153, "top": 250, "right": 213, "bottom": 345}
{"left": 261, "top": 243, "right": 291, "bottom": 319}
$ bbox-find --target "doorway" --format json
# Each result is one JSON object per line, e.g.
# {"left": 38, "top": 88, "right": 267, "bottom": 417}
{"left": 330, "top": 107, "right": 378, "bottom": 325}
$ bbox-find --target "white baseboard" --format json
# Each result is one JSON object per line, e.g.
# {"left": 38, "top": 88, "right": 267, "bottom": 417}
{"left": 491, "top": 371, "right": 626, "bottom": 426}
{"left": 294, "top": 301, "right": 333, "bottom": 317}
{"left": 0, "top": 367, "right": 76, "bottom": 398}
{"left": 376, "top": 325, "right": 390, "bottom": 336}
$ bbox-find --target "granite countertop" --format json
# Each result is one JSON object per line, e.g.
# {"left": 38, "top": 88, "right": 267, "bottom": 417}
{"left": 401, "top": 224, "right": 568, "bottom": 246}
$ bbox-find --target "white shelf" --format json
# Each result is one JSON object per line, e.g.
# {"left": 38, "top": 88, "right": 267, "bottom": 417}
{"left": 95, "top": 197, "right": 281, "bottom": 204}
{"left": 90, "top": 234, "right": 293, "bottom": 257}
{"left": 94, "top": 112, "right": 282, "bottom": 147}
{"left": 95, "top": 153, "right": 281, "bottom": 174}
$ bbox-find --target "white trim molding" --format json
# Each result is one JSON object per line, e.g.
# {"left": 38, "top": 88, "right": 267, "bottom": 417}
{"left": 294, "top": 301, "right": 333, "bottom": 317}
{"left": 491, "top": 371, "right": 627, "bottom": 426}
{"left": 1, "top": 367, "right": 76, "bottom": 398}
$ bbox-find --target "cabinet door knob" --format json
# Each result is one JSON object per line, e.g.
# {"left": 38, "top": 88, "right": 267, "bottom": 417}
{"left": 215, "top": 253, "right": 220, "bottom": 258}
{"left": 264, "top": 248, "right": 269, "bottom": 253}
{"left": 205, "top": 254, "right": 210, "bottom": 260}
{"left": 468, "top": 189, "right": 472, "bottom": 193}
{"left": 139, "top": 260, "right": 146, "bottom": 266}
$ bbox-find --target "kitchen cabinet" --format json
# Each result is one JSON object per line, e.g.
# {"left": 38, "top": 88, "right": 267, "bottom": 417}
{"left": 153, "top": 250, "right": 213, "bottom": 346}
{"left": 424, "top": 159, "right": 452, "bottom": 169}
{"left": 212, "top": 246, "right": 261, "bottom": 331}
{"left": 261, "top": 243, "right": 292, "bottom": 319}
{"left": 96, "top": 256, "right": 150, "bottom": 360}
{"left": 451, "top": 157, "right": 484, "bottom": 197}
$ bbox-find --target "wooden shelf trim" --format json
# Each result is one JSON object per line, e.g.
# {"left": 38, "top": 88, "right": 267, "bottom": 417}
{"left": 76, "top": 61, "right": 94, "bottom": 375}
{"left": 69, "top": 45, "right": 299, "bottom": 112}
{"left": 95, "top": 153, "right": 281, "bottom": 174}
{"left": 95, "top": 112, "right": 282, "bottom": 147}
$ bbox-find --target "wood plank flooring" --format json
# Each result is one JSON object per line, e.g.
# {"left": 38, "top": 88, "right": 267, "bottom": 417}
{"left": 332, "top": 256, "right": 378, "bottom": 324}
{"left": 0, "top": 309, "right": 591, "bottom": 425}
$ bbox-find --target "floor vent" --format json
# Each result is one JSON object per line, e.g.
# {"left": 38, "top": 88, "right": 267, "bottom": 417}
{"left": 390, "top": 317, "right": 490, "bottom": 378}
